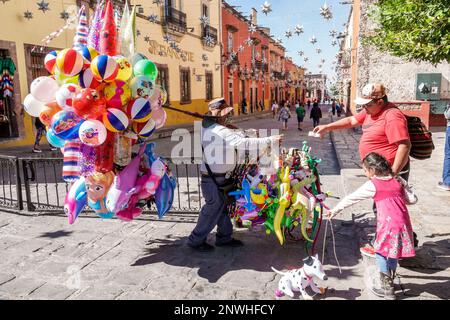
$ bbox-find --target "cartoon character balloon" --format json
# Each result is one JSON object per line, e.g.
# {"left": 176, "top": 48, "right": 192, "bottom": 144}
{"left": 85, "top": 171, "right": 115, "bottom": 219}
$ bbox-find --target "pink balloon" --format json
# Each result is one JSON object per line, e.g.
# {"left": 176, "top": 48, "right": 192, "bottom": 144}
{"left": 151, "top": 108, "right": 167, "bottom": 129}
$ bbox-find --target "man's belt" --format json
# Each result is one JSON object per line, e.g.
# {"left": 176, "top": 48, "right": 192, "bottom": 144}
{"left": 201, "top": 172, "right": 228, "bottom": 178}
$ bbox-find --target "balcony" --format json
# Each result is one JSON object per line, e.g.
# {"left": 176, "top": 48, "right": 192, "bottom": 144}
{"left": 163, "top": 6, "right": 187, "bottom": 36}
{"left": 202, "top": 25, "right": 218, "bottom": 47}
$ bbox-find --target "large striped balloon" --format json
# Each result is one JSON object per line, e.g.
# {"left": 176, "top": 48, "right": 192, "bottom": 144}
{"left": 132, "top": 118, "right": 156, "bottom": 138}
{"left": 90, "top": 55, "right": 119, "bottom": 83}
{"left": 79, "top": 68, "right": 101, "bottom": 89}
{"left": 80, "top": 46, "right": 99, "bottom": 69}
{"left": 126, "top": 98, "right": 152, "bottom": 123}
{"left": 44, "top": 50, "right": 58, "bottom": 74}
{"left": 103, "top": 108, "right": 129, "bottom": 133}
{"left": 56, "top": 48, "right": 84, "bottom": 77}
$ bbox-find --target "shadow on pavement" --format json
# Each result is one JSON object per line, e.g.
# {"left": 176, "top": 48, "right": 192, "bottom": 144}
{"left": 39, "top": 230, "right": 74, "bottom": 239}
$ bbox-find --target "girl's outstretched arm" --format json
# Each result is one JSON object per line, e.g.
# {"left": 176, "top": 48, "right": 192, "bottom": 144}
{"left": 328, "top": 180, "right": 376, "bottom": 218}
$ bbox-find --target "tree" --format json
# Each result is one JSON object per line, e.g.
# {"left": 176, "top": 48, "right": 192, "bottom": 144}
{"left": 365, "top": 0, "right": 450, "bottom": 65}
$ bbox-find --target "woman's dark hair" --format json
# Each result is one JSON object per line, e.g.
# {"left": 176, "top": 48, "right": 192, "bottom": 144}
{"left": 362, "top": 152, "right": 393, "bottom": 176}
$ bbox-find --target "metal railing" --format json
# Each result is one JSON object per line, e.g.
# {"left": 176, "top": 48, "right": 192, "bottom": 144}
{"left": 202, "top": 25, "right": 218, "bottom": 46}
{"left": 0, "top": 156, "right": 203, "bottom": 215}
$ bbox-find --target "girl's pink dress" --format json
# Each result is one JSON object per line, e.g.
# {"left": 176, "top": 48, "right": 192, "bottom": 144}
{"left": 372, "top": 178, "right": 416, "bottom": 259}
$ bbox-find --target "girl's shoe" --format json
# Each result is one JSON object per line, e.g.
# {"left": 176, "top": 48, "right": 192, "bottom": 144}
{"left": 32, "top": 147, "right": 42, "bottom": 153}
{"left": 370, "top": 272, "right": 396, "bottom": 300}
{"left": 437, "top": 182, "right": 450, "bottom": 191}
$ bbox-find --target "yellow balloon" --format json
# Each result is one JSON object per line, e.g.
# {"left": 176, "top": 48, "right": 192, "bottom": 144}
{"left": 114, "top": 56, "right": 133, "bottom": 82}
{"left": 55, "top": 69, "right": 79, "bottom": 85}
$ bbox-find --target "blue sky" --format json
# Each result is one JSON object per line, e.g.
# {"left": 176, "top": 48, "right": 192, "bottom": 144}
{"left": 225, "top": 0, "right": 352, "bottom": 80}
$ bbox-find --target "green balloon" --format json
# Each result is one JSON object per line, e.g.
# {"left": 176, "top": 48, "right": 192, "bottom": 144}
{"left": 134, "top": 59, "right": 158, "bottom": 81}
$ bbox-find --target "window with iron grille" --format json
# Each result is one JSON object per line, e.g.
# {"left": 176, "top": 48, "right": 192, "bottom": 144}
{"left": 205, "top": 71, "right": 213, "bottom": 101}
{"left": 24, "top": 44, "right": 59, "bottom": 87}
{"left": 180, "top": 67, "right": 191, "bottom": 104}
{"left": 156, "top": 64, "right": 170, "bottom": 106}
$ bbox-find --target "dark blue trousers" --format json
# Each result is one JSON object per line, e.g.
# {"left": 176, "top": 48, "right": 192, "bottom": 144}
{"left": 187, "top": 176, "right": 233, "bottom": 246}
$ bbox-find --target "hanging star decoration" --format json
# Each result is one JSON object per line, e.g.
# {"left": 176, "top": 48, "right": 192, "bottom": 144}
{"left": 309, "top": 35, "right": 317, "bottom": 44}
{"left": 261, "top": 1, "right": 272, "bottom": 15}
{"left": 331, "top": 40, "right": 337, "bottom": 46}
{"left": 202, "top": 54, "right": 208, "bottom": 61}
{"left": 321, "top": 58, "right": 326, "bottom": 63}
{"left": 249, "top": 24, "right": 257, "bottom": 34}
{"left": 199, "top": 15, "right": 210, "bottom": 26}
{"left": 303, "top": 57, "right": 309, "bottom": 62}
{"left": 24, "top": 10, "right": 33, "bottom": 20}
{"left": 60, "top": 10, "right": 69, "bottom": 20}
{"left": 329, "top": 30, "right": 337, "bottom": 38}
{"left": 276, "top": 38, "right": 283, "bottom": 44}
{"left": 152, "top": 0, "right": 163, "bottom": 6}
{"left": 238, "top": 45, "right": 245, "bottom": 53}
{"left": 204, "top": 35, "right": 215, "bottom": 46}
{"left": 144, "top": 36, "right": 151, "bottom": 43}
{"left": 37, "top": 1, "right": 50, "bottom": 13}
{"left": 316, "top": 48, "right": 322, "bottom": 54}
{"left": 147, "top": 14, "right": 158, "bottom": 23}
{"left": 294, "top": 25, "right": 304, "bottom": 36}
{"left": 297, "top": 51, "right": 304, "bottom": 56}
{"left": 285, "top": 29, "right": 292, "bottom": 39}
{"left": 230, "top": 52, "right": 237, "bottom": 59}
{"left": 136, "top": 30, "right": 141, "bottom": 37}
{"left": 245, "top": 38, "right": 254, "bottom": 46}
{"left": 320, "top": 2, "right": 333, "bottom": 20}
{"left": 163, "top": 34, "right": 173, "bottom": 43}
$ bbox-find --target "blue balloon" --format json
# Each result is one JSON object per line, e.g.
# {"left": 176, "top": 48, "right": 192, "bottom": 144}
{"left": 155, "top": 173, "right": 176, "bottom": 219}
{"left": 46, "top": 128, "right": 65, "bottom": 148}
{"left": 51, "top": 110, "right": 84, "bottom": 141}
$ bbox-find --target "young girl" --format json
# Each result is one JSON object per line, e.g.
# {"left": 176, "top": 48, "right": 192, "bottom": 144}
{"left": 278, "top": 103, "right": 291, "bottom": 131}
{"left": 327, "top": 152, "right": 416, "bottom": 300}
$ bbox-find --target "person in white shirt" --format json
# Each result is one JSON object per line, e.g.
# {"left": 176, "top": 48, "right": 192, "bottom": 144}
{"left": 187, "top": 98, "right": 283, "bottom": 252}
{"left": 271, "top": 101, "right": 279, "bottom": 118}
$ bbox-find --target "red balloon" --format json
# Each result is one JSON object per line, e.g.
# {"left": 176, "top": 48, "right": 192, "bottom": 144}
{"left": 72, "top": 88, "right": 106, "bottom": 119}
{"left": 100, "top": 0, "right": 118, "bottom": 56}
{"left": 95, "top": 131, "right": 115, "bottom": 173}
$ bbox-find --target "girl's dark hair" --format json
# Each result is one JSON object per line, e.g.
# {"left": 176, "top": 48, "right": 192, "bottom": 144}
{"left": 362, "top": 152, "right": 393, "bottom": 176}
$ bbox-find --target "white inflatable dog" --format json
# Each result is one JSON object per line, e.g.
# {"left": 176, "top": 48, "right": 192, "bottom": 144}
{"left": 272, "top": 254, "right": 328, "bottom": 300}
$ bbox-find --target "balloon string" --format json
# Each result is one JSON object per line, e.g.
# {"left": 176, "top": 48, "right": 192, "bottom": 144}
{"left": 322, "top": 219, "right": 342, "bottom": 274}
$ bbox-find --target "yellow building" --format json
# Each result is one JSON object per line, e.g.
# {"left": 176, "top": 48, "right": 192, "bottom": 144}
{"left": 0, "top": 0, "right": 222, "bottom": 148}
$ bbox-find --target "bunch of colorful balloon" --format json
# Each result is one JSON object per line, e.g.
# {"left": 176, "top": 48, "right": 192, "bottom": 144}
{"left": 22, "top": 1, "right": 175, "bottom": 224}
{"left": 228, "top": 142, "right": 331, "bottom": 255}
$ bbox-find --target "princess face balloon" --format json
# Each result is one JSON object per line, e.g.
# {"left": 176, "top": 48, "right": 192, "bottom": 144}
{"left": 86, "top": 171, "right": 115, "bottom": 219}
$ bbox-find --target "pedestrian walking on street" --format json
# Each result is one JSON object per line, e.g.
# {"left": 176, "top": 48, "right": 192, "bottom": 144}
{"left": 307, "top": 99, "right": 311, "bottom": 110}
{"left": 32, "top": 118, "right": 46, "bottom": 153}
{"left": 336, "top": 102, "right": 342, "bottom": 117}
{"left": 295, "top": 101, "right": 306, "bottom": 131}
{"left": 331, "top": 100, "right": 336, "bottom": 116}
{"left": 278, "top": 102, "right": 291, "bottom": 131}
{"left": 310, "top": 102, "right": 322, "bottom": 128}
{"left": 271, "top": 101, "right": 279, "bottom": 118}
{"left": 328, "top": 152, "right": 416, "bottom": 300}
{"left": 259, "top": 100, "right": 265, "bottom": 111}
{"left": 187, "top": 98, "right": 283, "bottom": 252}
{"left": 314, "top": 83, "right": 416, "bottom": 252}
{"left": 241, "top": 98, "right": 248, "bottom": 115}
{"left": 438, "top": 103, "right": 450, "bottom": 191}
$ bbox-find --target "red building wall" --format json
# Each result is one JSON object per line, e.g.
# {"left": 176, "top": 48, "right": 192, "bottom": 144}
{"left": 222, "top": 4, "right": 270, "bottom": 115}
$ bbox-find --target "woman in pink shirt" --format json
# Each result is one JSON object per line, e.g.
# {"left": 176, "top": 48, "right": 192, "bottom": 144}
{"left": 328, "top": 152, "right": 416, "bottom": 300}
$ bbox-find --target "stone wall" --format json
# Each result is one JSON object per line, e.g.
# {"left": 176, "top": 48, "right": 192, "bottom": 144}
{"left": 357, "top": 0, "right": 450, "bottom": 103}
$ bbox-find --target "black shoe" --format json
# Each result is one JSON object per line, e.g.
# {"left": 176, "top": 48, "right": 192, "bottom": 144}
{"left": 215, "top": 238, "right": 244, "bottom": 248}
{"left": 189, "top": 242, "right": 215, "bottom": 252}
{"left": 413, "top": 232, "right": 419, "bottom": 248}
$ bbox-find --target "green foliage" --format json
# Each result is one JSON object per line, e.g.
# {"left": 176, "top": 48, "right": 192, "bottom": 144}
{"left": 365, "top": 0, "right": 450, "bottom": 64}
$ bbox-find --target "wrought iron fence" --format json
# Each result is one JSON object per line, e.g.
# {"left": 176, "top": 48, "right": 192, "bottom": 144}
{"left": 0, "top": 155, "right": 22, "bottom": 210}
{"left": 0, "top": 155, "right": 203, "bottom": 215}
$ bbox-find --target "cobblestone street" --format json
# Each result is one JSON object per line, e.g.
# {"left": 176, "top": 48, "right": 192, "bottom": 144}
{"left": 1, "top": 110, "right": 449, "bottom": 300}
